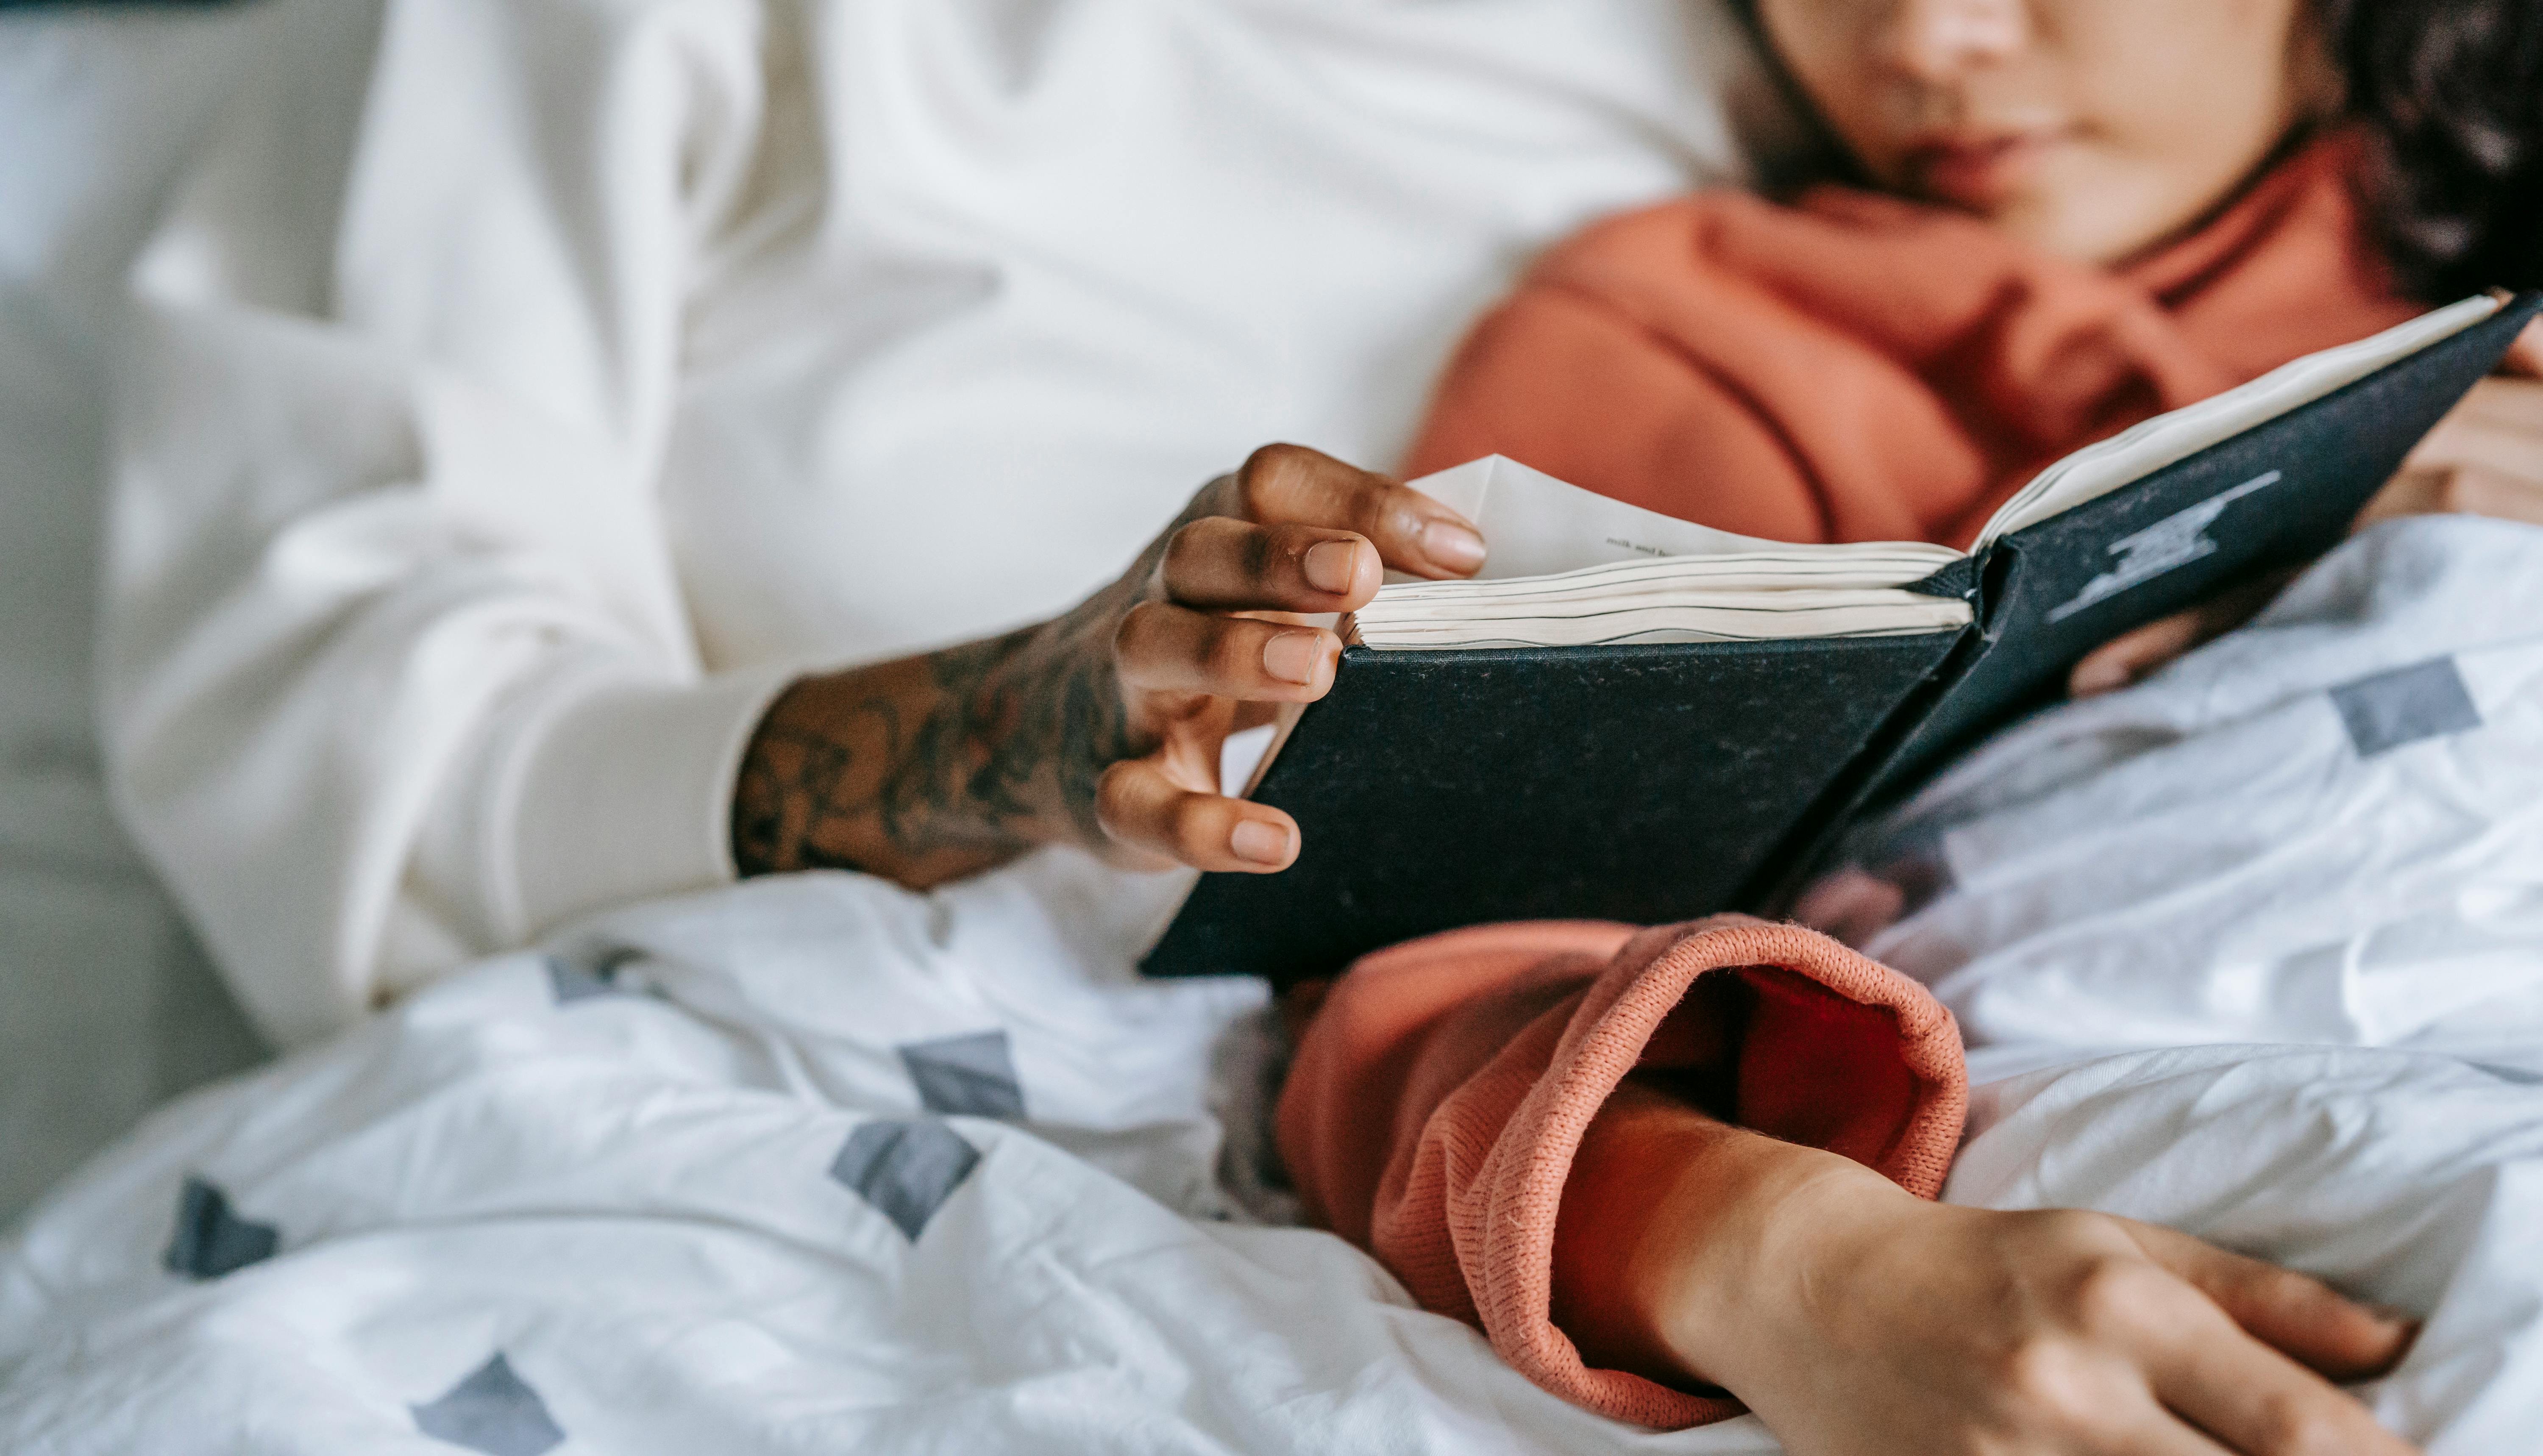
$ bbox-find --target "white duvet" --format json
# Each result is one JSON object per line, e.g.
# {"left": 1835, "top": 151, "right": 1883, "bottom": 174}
{"left": 6, "top": 517, "right": 2543, "bottom": 1454}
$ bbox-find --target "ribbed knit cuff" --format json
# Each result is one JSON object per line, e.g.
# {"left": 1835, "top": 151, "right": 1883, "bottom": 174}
{"left": 491, "top": 665, "right": 796, "bottom": 939}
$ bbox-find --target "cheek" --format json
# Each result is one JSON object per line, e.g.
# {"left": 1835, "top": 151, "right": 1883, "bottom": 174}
{"left": 2037, "top": 0, "right": 2309, "bottom": 257}
{"left": 1756, "top": 2, "right": 1912, "bottom": 177}
{"left": 2060, "top": 0, "right": 2306, "bottom": 136}
{"left": 2087, "top": 71, "right": 2290, "bottom": 183}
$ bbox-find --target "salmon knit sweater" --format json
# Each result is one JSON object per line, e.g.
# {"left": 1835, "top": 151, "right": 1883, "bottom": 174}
{"left": 1404, "top": 132, "right": 2415, "bottom": 547}
{"left": 1277, "top": 919, "right": 1966, "bottom": 1428}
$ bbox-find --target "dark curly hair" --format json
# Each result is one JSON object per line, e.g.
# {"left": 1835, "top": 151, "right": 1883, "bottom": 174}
{"left": 2322, "top": 0, "right": 2543, "bottom": 299}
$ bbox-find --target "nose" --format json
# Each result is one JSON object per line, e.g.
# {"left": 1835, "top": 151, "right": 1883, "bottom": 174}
{"left": 1876, "top": 0, "right": 2029, "bottom": 83}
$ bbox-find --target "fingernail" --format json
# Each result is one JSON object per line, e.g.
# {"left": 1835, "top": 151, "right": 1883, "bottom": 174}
{"left": 1302, "top": 540, "right": 1360, "bottom": 595}
{"left": 1420, "top": 519, "right": 1488, "bottom": 573}
{"left": 2070, "top": 659, "right": 2132, "bottom": 697}
{"left": 1230, "top": 818, "right": 1293, "bottom": 866}
{"left": 1262, "top": 631, "right": 1324, "bottom": 685}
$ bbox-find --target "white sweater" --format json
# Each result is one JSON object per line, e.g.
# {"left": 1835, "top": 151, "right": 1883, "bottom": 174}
{"left": 102, "top": 0, "right": 1778, "bottom": 1045}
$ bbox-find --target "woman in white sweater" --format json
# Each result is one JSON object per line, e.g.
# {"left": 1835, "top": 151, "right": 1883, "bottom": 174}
{"left": 103, "top": 0, "right": 1781, "bottom": 1044}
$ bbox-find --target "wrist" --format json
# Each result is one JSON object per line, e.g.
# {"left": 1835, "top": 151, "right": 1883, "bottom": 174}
{"left": 1653, "top": 1138, "right": 1910, "bottom": 1393}
{"left": 732, "top": 654, "right": 1054, "bottom": 886}
{"left": 1553, "top": 1082, "right": 1865, "bottom": 1387}
{"left": 1554, "top": 1079, "right": 1920, "bottom": 1398}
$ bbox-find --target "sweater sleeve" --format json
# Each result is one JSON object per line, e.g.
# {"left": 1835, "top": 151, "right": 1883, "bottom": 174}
{"left": 99, "top": 0, "right": 787, "bottom": 1046}
{"left": 1275, "top": 917, "right": 1967, "bottom": 1429}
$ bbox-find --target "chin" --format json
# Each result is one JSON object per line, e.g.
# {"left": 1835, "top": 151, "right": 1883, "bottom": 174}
{"left": 1959, "top": 196, "right": 2100, "bottom": 264}
{"left": 2005, "top": 172, "right": 2190, "bottom": 268}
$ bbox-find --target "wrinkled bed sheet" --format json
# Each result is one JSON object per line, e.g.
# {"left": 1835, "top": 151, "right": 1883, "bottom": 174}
{"left": 5, "top": 516, "right": 2541, "bottom": 1454}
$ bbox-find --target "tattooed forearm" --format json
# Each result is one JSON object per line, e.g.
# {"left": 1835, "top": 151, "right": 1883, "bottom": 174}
{"left": 730, "top": 582, "right": 1148, "bottom": 886}
{"left": 732, "top": 478, "right": 1265, "bottom": 887}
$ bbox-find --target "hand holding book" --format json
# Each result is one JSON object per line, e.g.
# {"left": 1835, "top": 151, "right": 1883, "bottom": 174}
{"left": 1081, "top": 447, "right": 1486, "bottom": 875}
{"left": 732, "top": 445, "right": 1486, "bottom": 886}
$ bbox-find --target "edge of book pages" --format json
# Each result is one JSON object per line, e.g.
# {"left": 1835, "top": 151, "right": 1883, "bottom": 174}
{"left": 1357, "top": 292, "right": 2504, "bottom": 653}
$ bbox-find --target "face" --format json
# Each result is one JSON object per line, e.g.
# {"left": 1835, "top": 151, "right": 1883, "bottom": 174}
{"left": 1754, "top": 0, "right": 2338, "bottom": 264}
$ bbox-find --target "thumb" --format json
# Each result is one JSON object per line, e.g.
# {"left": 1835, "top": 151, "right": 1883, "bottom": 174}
{"left": 2068, "top": 611, "right": 2203, "bottom": 697}
{"left": 2505, "top": 317, "right": 2543, "bottom": 379}
{"left": 2122, "top": 1219, "right": 2417, "bottom": 1381}
{"left": 2067, "top": 570, "right": 2295, "bottom": 698}
{"left": 1094, "top": 747, "right": 1299, "bottom": 875}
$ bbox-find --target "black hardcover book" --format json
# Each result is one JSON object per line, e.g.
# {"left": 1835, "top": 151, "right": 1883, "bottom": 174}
{"left": 1144, "top": 291, "right": 2543, "bottom": 986}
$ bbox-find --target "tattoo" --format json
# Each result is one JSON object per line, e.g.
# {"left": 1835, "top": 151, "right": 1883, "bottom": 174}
{"left": 731, "top": 478, "right": 1243, "bottom": 886}
{"left": 730, "top": 578, "right": 1149, "bottom": 885}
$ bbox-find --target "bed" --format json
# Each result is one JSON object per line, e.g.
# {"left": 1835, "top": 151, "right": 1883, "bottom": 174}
{"left": 5, "top": 6, "right": 2543, "bottom": 1453}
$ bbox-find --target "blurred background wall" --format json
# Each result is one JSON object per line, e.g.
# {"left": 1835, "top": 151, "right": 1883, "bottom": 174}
{"left": 0, "top": 0, "right": 272, "bottom": 1223}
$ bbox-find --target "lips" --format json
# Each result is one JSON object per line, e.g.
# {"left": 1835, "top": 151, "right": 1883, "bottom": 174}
{"left": 1902, "top": 129, "right": 2070, "bottom": 207}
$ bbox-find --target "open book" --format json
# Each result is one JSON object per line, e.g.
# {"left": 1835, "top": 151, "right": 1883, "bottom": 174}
{"left": 1143, "top": 291, "right": 2543, "bottom": 985}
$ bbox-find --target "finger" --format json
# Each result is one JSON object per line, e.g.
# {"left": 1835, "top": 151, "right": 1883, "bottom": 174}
{"left": 2070, "top": 611, "right": 2205, "bottom": 696}
{"left": 2430, "top": 377, "right": 2543, "bottom": 446}
{"left": 2356, "top": 466, "right": 2449, "bottom": 530}
{"left": 1114, "top": 600, "right": 1341, "bottom": 701}
{"left": 2140, "top": 1306, "right": 2418, "bottom": 1456}
{"left": 2406, "top": 379, "right": 2543, "bottom": 478}
{"left": 2504, "top": 318, "right": 2543, "bottom": 378}
{"left": 2067, "top": 570, "right": 2291, "bottom": 699}
{"left": 1234, "top": 442, "right": 1487, "bottom": 579}
{"left": 1096, "top": 755, "right": 1299, "bottom": 873}
{"left": 1789, "top": 866, "right": 1906, "bottom": 948}
{"left": 2362, "top": 460, "right": 2543, "bottom": 531}
{"left": 1161, "top": 517, "right": 1384, "bottom": 612}
{"left": 2426, "top": 462, "right": 2543, "bottom": 527}
{"left": 2123, "top": 1220, "right": 2418, "bottom": 1382}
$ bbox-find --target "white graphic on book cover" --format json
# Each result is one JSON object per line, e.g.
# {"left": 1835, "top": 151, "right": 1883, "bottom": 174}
{"left": 2047, "top": 470, "right": 2284, "bottom": 623}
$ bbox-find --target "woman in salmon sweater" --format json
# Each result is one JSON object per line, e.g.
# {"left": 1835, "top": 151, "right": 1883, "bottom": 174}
{"left": 1280, "top": 2, "right": 2543, "bottom": 1453}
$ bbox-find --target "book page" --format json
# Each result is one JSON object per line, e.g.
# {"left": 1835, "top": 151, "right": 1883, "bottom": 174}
{"left": 1355, "top": 542, "right": 1971, "bottom": 648}
{"left": 1353, "top": 592, "right": 1974, "bottom": 649}
{"left": 1407, "top": 456, "right": 1813, "bottom": 579}
{"left": 1373, "top": 456, "right": 1967, "bottom": 650}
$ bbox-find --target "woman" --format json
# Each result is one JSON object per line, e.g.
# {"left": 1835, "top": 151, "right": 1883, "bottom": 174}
{"left": 102, "top": 0, "right": 2537, "bottom": 1453}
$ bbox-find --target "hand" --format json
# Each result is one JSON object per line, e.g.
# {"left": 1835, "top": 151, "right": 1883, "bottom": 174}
{"left": 1085, "top": 444, "right": 1486, "bottom": 871}
{"left": 731, "top": 445, "right": 1485, "bottom": 886}
{"left": 2070, "top": 317, "right": 2543, "bottom": 699}
{"left": 1721, "top": 1182, "right": 2419, "bottom": 1455}
{"left": 1557, "top": 1085, "right": 2418, "bottom": 1456}
{"left": 2354, "top": 320, "right": 2543, "bottom": 532}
